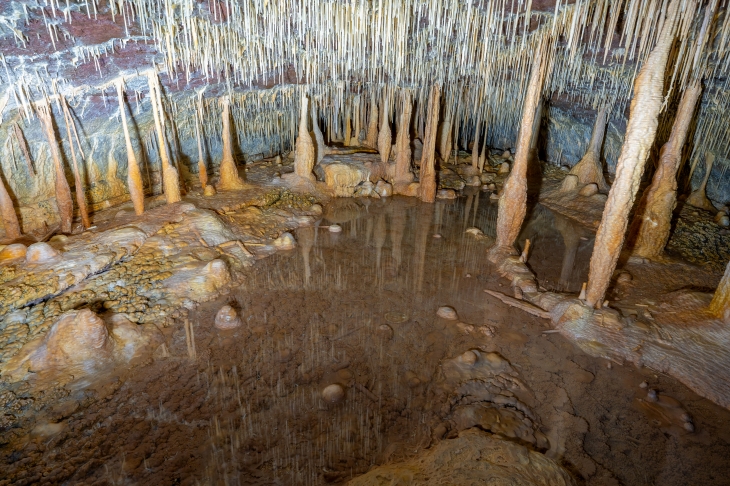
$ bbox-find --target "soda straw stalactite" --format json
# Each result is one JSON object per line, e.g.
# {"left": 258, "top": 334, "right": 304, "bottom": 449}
{"left": 630, "top": 82, "right": 703, "bottom": 259}
{"left": 116, "top": 80, "right": 145, "bottom": 216}
{"left": 37, "top": 103, "right": 74, "bottom": 234}
{"left": 585, "top": 0, "right": 681, "bottom": 308}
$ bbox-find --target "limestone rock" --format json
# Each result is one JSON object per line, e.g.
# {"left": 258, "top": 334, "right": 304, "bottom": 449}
{"left": 578, "top": 183, "right": 599, "bottom": 197}
{"left": 215, "top": 305, "right": 243, "bottom": 330}
{"left": 498, "top": 162, "right": 510, "bottom": 174}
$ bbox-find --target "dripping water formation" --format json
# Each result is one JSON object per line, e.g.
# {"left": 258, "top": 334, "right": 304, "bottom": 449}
{"left": 1, "top": 0, "right": 730, "bottom": 484}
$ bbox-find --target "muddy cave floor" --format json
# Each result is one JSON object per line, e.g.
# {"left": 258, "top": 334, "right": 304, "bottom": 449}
{"left": 2, "top": 165, "right": 730, "bottom": 485}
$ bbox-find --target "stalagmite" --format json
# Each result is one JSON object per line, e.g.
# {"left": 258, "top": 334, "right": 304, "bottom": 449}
{"left": 419, "top": 85, "right": 441, "bottom": 203}
{"left": 365, "top": 94, "right": 379, "bottom": 149}
{"left": 630, "top": 82, "right": 702, "bottom": 259}
{"left": 710, "top": 260, "right": 730, "bottom": 320}
{"left": 438, "top": 107, "right": 453, "bottom": 162}
{"left": 310, "top": 100, "right": 326, "bottom": 166}
{"left": 217, "top": 96, "right": 247, "bottom": 190}
{"left": 377, "top": 95, "right": 392, "bottom": 164}
{"left": 60, "top": 96, "right": 90, "bottom": 228}
{"left": 0, "top": 168, "right": 21, "bottom": 240}
{"left": 585, "top": 0, "right": 681, "bottom": 308}
{"left": 493, "top": 44, "right": 547, "bottom": 251}
{"left": 148, "top": 72, "right": 181, "bottom": 204}
{"left": 293, "top": 95, "right": 315, "bottom": 180}
{"left": 393, "top": 90, "right": 414, "bottom": 185}
{"left": 685, "top": 152, "right": 717, "bottom": 212}
{"left": 566, "top": 105, "right": 610, "bottom": 192}
{"left": 37, "top": 105, "right": 74, "bottom": 234}
{"left": 116, "top": 80, "right": 145, "bottom": 216}
{"left": 195, "top": 96, "right": 208, "bottom": 189}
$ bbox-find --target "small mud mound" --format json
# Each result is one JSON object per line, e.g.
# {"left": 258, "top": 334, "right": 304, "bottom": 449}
{"left": 347, "top": 428, "right": 575, "bottom": 486}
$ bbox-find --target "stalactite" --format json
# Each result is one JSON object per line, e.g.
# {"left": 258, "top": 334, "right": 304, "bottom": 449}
{"left": 61, "top": 96, "right": 90, "bottom": 228}
{"left": 148, "top": 71, "right": 181, "bottom": 203}
{"left": 0, "top": 167, "right": 21, "bottom": 240}
{"left": 493, "top": 44, "right": 547, "bottom": 251}
{"left": 116, "top": 80, "right": 145, "bottom": 216}
{"left": 393, "top": 90, "right": 413, "bottom": 185}
{"left": 685, "top": 151, "right": 718, "bottom": 211}
{"left": 710, "top": 260, "right": 730, "bottom": 320}
{"left": 566, "top": 105, "right": 609, "bottom": 192}
{"left": 310, "top": 100, "right": 326, "bottom": 166}
{"left": 585, "top": 0, "right": 681, "bottom": 308}
{"left": 293, "top": 94, "right": 315, "bottom": 180}
{"left": 419, "top": 84, "right": 441, "bottom": 203}
{"left": 37, "top": 104, "right": 74, "bottom": 234}
{"left": 630, "top": 82, "right": 702, "bottom": 259}
{"left": 217, "top": 96, "right": 247, "bottom": 190}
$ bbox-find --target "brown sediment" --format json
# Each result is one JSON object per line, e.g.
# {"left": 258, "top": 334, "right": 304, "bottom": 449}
{"left": 116, "top": 80, "right": 145, "bottom": 216}
{"left": 419, "top": 84, "right": 441, "bottom": 203}
{"left": 493, "top": 42, "right": 547, "bottom": 252}
{"left": 37, "top": 104, "right": 74, "bottom": 234}
{"left": 585, "top": 0, "right": 680, "bottom": 308}
{"left": 629, "top": 82, "right": 702, "bottom": 259}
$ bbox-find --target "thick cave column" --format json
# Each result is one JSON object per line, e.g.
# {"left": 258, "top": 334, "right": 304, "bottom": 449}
{"left": 630, "top": 82, "right": 702, "bottom": 259}
{"left": 365, "top": 94, "right": 379, "bottom": 148}
{"left": 566, "top": 105, "right": 610, "bottom": 192}
{"left": 0, "top": 169, "right": 21, "bottom": 240}
{"left": 293, "top": 94, "right": 316, "bottom": 180}
{"left": 217, "top": 96, "right": 247, "bottom": 190}
{"left": 394, "top": 90, "right": 414, "bottom": 185}
{"left": 585, "top": 0, "right": 680, "bottom": 308}
{"left": 710, "top": 260, "right": 730, "bottom": 321}
{"left": 148, "top": 72, "right": 181, "bottom": 204}
{"left": 419, "top": 84, "right": 441, "bottom": 203}
{"left": 37, "top": 105, "right": 74, "bottom": 234}
{"left": 116, "top": 80, "right": 145, "bottom": 215}
{"left": 493, "top": 45, "right": 547, "bottom": 251}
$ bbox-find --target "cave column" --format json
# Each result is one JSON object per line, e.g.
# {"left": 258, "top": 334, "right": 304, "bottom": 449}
{"left": 293, "top": 94, "right": 315, "bottom": 180}
{"left": 419, "top": 84, "right": 441, "bottom": 203}
{"left": 585, "top": 0, "right": 680, "bottom": 308}
{"left": 0, "top": 168, "right": 21, "bottom": 240}
{"left": 37, "top": 104, "right": 74, "bottom": 234}
{"left": 394, "top": 90, "right": 414, "bottom": 185}
{"left": 148, "top": 71, "right": 181, "bottom": 204}
{"left": 710, "top": 260, "right": 730, "bottom": 321}
{"left": 567, "top": 105, "right": 610, "bottom": 191}
{"left": 630, "top": 82, "right": 702, "bottom": 259}
{"left": 492, "top": 43, "right": 547, "bottom": 251}
{"left": 217, "top": 96, "right": 247, "bottom": 190}
{"left": 116, "top": 80, "right": 145, "bottom": 215}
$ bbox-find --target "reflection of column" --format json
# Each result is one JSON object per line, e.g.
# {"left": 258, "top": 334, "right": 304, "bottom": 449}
{"left": 413, "top": 203, "right": 434, "bottom": 293}
{"left": 389, "top": 205, "right": 406, "bottom": 273}
{"left": 463, "top": 194, "right": 473, "bottom": 233}
{"left": 472, "top": 191, "right": 480, "bottom": 227}
{"left": 366, "top": 217, "right": 373, "bottom": 246}
{"left": 434, "top": 202, "right": 445, "bottom": 235}
{"left": 554, "top": 214, "right": 581, "bottom": 291}
{"left": 299, "top": 226, "right": 315, "bottom": 285}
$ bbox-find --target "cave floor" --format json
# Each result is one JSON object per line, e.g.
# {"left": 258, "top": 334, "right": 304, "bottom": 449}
{"left": 2, "top": 185, "right": 730, "bottom": 486}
